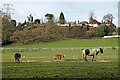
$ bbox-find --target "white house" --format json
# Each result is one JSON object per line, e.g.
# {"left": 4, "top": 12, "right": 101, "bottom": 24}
{"left": 89, "top": 24, "right": 98, "bottom": 27}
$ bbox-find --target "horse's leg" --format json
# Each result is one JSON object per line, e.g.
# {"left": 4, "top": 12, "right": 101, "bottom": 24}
{"left": 83, "top": 55, "right": 87, "bottom": 61}
{"left": 94, "top": 55, "right": 96, "bottom": 61}
{"left": 92, "top": 55, "right": 94, "bottom": 61}
{"left": 92, "top": 55, "right": 96, "bottom": 61}
{"left": 85, "top": 56, "right": 87, "bottom": 61}
{"left": 18, "top": 58, "right": 20, "bottom": 62}
{"left": 83, "top": 54, "right": 86, "bottom": 61}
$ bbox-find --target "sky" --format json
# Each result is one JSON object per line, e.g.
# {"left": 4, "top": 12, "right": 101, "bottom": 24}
{"left": 0, "top": 0, "right": 119, "bottom": 26}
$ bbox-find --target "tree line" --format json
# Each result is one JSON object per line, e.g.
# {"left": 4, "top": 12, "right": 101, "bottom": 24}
{"left": 1, "top": 10, "right": 119, "bottom": 45}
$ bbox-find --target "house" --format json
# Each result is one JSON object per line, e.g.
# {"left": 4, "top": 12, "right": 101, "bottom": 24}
{"left": 55, "top": 23, "right": 69, "bottom": 26}
{"left": 67, "top": 21, "right": 76, "bottom": 26}
{"left": 79, "top": 21, "right": 88, "bottom": 26}
{"left": 60, "top": 24, "right": 69, "bottom": 26}
{"left": 89, "top": 17, "right": 100, "bottom": 27}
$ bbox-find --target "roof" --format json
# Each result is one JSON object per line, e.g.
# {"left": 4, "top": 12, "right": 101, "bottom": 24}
{"left": 80, "top": 21, "right": 88, "bottom": 24}
{"left": 89, "top": 17, "right": 98, "bottom": 24}
{"left": 67, "top": 21, "right": 76, "bottom": 24}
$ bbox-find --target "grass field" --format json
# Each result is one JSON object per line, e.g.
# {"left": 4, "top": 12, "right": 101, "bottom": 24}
{"left": 4, "top": 38, "right": 118, "bottom": 48}
{"left": 2, "top": 48, "right": 118, "bottom": 79}
{"left": 2, "top": 38, "right": 119, "bottom": 79}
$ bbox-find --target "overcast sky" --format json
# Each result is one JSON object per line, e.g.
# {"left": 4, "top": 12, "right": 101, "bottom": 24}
{"left": 0, "top": 0, "right": 119, "bottom": 26}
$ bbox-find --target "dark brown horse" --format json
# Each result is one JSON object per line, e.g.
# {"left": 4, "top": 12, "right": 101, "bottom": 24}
{"left": 14, "top": 53, "right": 21, "bottom": 62}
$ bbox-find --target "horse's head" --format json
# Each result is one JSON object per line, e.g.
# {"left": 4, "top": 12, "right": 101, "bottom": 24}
{"left": 61, "top": 55, "right": 65, "bottom": 58}
{"left": 99, "top": 48, "right": 103, "bottom": 53}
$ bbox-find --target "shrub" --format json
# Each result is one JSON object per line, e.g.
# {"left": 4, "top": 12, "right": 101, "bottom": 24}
{"left": 85, "top": 31, "right": 93, "bottom": 38}
{"left": 2, "top": 18, "right": 16, "bottom": 44}
{"left": 11, "top": 24, "right": 66, "bottom": 44}
{"left": 67, "top": 26, "right": 83, "bottom": 38}
{"left": 95, "top": 24, "right": 107, "bottom": 37}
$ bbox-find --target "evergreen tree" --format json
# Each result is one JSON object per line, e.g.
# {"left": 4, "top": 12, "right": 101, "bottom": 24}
{"left": 59, "top": 12, "right": 65, "bottom": 24}
{"left": 34, "top": 19, "right": 40, "bottom": 24}
{"left": 45, "top": 13, "right": 54, "bottom": 20}
{"left": 11, "top": 19, "right": 16, "bottom": 26}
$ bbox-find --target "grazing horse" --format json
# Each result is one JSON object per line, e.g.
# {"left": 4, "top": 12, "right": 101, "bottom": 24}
{"left": 14, "top": 53, "right": 21, "bottom": 62}
{"left": 82, "top": 48, "right": 103, "bottom": 61}
{"left": 54, "top": 54, "right": 65, "bottom": 60}
{"left": 112, "top": 47, "right": 116, "bottom": 50}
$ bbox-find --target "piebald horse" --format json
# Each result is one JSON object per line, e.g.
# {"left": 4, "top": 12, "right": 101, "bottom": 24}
{"left": 83, "top": 48, "right": 103, "bottom": 61}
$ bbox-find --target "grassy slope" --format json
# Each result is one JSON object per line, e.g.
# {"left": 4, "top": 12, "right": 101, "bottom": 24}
{"left": 4, "top": 38, "right": 118, "bottom": 48}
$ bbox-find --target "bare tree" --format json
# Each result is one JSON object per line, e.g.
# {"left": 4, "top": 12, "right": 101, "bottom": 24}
{"left": 103, "top": 14, "right": 114, "bottom": 24}
{"left": 27, "top": 14, "right": 33, "bottom": 23}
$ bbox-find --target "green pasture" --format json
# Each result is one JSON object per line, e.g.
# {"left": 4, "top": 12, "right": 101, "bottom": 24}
{"left": 4, "top": 38, "right": 118, "bottom": 48}
{"left": 2, "top": 48, "right": 118, "bottom": 78}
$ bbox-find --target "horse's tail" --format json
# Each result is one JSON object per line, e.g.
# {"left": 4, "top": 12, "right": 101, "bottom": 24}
{"left": 82, "top": 51, "right": 86, "bottom": 61}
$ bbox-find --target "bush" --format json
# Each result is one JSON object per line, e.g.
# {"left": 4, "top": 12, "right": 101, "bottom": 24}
{"left": 85, "top": 31, "right": 93, "bottom": 38}
{"left": 107, "top": 24, "right": 115, "bottom": 34}
{"left": 95, "top": 24, "right": 107, "bottom": 37}
{"left": 95, "top": 24, "right": 116, "bottom": 37}
{"left": 2, "top": 18, "right": 16, "bottom": 44}
{"left": 11, "top": 23, "right": 66, "bottom": 44}
{"left": 117, "top": 28, "right": 120, "bottom": 35}
{"left": 67, "top": 26, "right": 83, "bottom": 38}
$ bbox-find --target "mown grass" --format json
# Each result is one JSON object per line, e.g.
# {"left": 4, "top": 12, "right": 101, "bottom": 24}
{"left": 2, "top": 48, "right": 118, "bottom": 78}
{"left": 4, "top": 38, "right": 118, "bottom": 48}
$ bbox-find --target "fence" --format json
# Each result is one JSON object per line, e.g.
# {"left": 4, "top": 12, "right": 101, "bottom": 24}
{"left": 1, "top": 47, "right": 119, "bottom": 52}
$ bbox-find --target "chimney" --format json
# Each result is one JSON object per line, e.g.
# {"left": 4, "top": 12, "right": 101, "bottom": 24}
{"left": 78, "top": 20, "right": 79, "bottom": 24}
{"left": 75, "top": 21, "right": 76, "bottom": 24}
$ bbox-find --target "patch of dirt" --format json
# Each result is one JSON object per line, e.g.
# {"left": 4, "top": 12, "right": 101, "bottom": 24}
{"left": 80, "top": 60, "right": 111, "bottom": 62}
{"left": 22, "top": 59, "right": 110, "bottom": 63}
{"left": 22, "top": 60, "right": 36, "bottom": 62}
{"left": 96, "top": 60, "right": 110, "bottom": 62}
{"left": 22, "top": 60, "right": 65, "bottom": 63}
{"left": 43, "top": 61, "right": 51, "bottom": 63}
{"left": 43, "top": 60, "right": 64, "bottom": 63}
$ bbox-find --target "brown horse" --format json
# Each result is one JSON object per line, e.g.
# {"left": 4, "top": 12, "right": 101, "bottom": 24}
{"left": 14, "top": 53, "right": 21, "bottom": 62}
{"left": 54, "top": 54, "right": 64, "bottom": 60}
